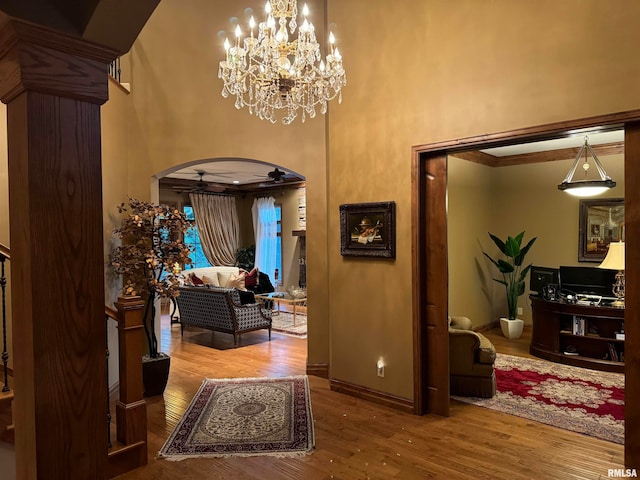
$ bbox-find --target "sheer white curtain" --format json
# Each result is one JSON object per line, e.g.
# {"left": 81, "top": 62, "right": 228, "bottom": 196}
{"left": 190, "top": 193, "right": 239, "bottom": 266}
{"left": 252, "top": 197, "right": 278, "bottom": 281}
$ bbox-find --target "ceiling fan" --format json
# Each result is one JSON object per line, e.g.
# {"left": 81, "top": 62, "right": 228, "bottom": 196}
{"left": 191, "top": 171, "right": 209, "bottom": 192}
{"left": 267, "top": 168, "right": 287, "bottom": 183}
{"left": 169, "top": 171, "right": 227, "bottom": 194}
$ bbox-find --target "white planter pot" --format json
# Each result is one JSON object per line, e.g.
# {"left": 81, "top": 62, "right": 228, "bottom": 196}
{"left": 500, "top": 317, "right": 524, "bottom": 339}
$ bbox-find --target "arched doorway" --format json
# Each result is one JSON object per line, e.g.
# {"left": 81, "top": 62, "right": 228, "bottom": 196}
{"left": 154, "top": 158, "right": 309, "bottom": 348}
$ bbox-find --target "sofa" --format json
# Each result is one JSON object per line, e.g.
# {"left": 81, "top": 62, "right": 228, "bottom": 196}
{"left": 182, "top": 265, "right": 273, "bottom": 293}
{"left": 176, "top": 286, "right": 272, "bottom": 347}
{"left": 182, "top": 266, "right": 244, "bottom": 287}
{"left": 448, "top": 316, "right": 496, "bottom": 398}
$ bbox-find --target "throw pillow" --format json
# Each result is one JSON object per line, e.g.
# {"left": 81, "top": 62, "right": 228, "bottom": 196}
{"left": 202, "top": 274, "right": 220, "bottom": 287}
{"left": 218, "top": 271, "right": 247, "bottom": 290}
{"left": 237, "top": 289, "right": 256, "bottom": 305}
{"left": 190, "top": 273, "right": 204, "bottom": 285}
{"left": 244, "top": 267, "right": 259, "bottom": 288}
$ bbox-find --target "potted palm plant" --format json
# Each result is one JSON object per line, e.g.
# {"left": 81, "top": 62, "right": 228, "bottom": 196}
{"left": 111, "top": 199, "right": 192, "bottom": 396}
{"left": 483, "top": 231, "right": 536, "bottom": 339}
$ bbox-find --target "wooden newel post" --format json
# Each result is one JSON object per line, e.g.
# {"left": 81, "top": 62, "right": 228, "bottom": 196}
{"left": 114, "top": 295, "right": 147, "bottom": 447}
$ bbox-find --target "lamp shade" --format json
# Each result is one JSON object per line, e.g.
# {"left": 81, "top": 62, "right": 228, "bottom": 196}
{"left": 598, "top": 241, "right": 625, "bottom": 270}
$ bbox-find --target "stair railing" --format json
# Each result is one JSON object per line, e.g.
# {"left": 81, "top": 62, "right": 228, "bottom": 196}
{"left": 0, "top": 243, "right": 10, "bottom": 393}
{"left": 108, "top": 57, "right": 121, "bottom": 83}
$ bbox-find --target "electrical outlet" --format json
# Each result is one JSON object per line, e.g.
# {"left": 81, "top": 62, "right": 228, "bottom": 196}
{"left": 377, "top": 359, "right": 385, "bottom": 377}
{"left": 517, "top": 307, "right": 523, "bottom": 315}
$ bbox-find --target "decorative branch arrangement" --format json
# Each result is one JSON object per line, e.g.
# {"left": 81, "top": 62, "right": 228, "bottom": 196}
{"left": 111, "top": 199, "right": 192, "bottom": 357}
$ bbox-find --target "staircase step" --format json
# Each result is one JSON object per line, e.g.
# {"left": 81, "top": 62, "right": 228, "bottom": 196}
{"left": 0, "top": 424, "right": 14, "bottom": 444}
{"left": 0, "top": 389, "right": 13, "bottom": 403}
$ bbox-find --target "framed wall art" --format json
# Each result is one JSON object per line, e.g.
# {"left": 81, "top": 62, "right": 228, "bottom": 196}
{"left": 339, "top": 201, "right": 396, "bottom": 258}
{"left": 578, "top": 198, "right": 624, "bottom": 262}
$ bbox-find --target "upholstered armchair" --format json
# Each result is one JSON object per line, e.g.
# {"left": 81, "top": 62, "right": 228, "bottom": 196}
{"left": 449, "top": 316, "right": 496, "bottom": 398}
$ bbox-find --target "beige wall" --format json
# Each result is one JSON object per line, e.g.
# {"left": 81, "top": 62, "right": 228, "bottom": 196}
{"left": 490, "top": 154, "right": 625, "bottom": 325}
{"left": 103, "top": 80, "right": 134, "bottom": 306}
{"left": 328, "top": 0, "right": 640, "bottom": 399}
{"left": 1, "top": 0, "right": 638, "bottom": 406}
{"left": 116, "top": 0, "right": 330, "bottom": 365}
{"left": 102, "top": 80, "right": 135, "bottom": 388}
{"left": 447, "top": 157, "right": 495, "bottom": 328}
{"left": 449, "top": 154, "right": 625, "bottom": 329}
{"left": 0, "top": 103, "right": 11, "bottom": 370}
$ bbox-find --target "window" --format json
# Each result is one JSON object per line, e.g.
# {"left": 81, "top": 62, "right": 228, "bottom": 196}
{"left": 183, "top": 205, "right": 212, "bottom": 269}
{"left": 275, "top": 204, "right": 282, "bottom": 285}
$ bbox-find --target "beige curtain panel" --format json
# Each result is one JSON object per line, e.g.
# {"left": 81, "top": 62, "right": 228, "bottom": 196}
{"left": 189, "top": 193, "right": 239, "bottom": 266}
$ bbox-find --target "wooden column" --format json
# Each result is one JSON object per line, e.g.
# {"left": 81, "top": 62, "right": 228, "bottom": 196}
{"left": 625, "top": 123, "right": 640, "bottom": 469}
{"left": 0, "top": 17, "right": 117, "bottom": 479}
{"left": 114, "top": 295, "right": 147, "bottom": 446}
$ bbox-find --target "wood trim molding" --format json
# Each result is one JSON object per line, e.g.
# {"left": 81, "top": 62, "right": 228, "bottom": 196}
{"left": 0, "top": 15, "right": 118, "bottom": 104}
{"left": 624, "top": 122, "right": 640, "bottom": 467}
{"left": 415, "top": 110, "right": 639, "bottom": 154}
{"left": 450, "top": 150, "right": 497, "bottom": 166}
{"left": 0, "top": 14, "right": 118, "bottom": 63}
{"left": 330, "top": 379, "right": 414, "bottom": 414}
{"left": 410, "top": 146, "right": 425, "bottom": 414}
{"left": 451, "top": 142, "right": 624, "bottom": 167}
{"left": 493, "top": 141, "right": 624, "bottom": 167}
{"left": 306, "top": 363, "right": 329, "bottom": 379}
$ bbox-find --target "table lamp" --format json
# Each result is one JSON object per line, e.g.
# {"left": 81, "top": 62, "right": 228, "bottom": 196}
{"left": 598, "top": 241, "right": 625, "bottom": 308}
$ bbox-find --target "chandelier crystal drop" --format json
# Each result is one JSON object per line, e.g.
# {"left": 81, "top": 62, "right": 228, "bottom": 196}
{"left": 218, "top": 0, "right": 346, "bottom": 124}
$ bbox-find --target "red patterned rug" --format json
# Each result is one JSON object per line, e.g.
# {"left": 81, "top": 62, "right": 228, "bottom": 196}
{"left": 158, "top": 375, "right": 315, "bottom": 460}
{"left": 453, "top": 354, "right": 624, "bottom": 444}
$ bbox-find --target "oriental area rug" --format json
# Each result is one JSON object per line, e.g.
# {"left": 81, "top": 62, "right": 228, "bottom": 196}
{"left": 453, "top": 353, "right": 624, "bottom": 444}
{"left": 271, "top": 312, "right": 307, "bottom": 338}
{"left": 158, "top": 375, "right": 315, "bottom": 460}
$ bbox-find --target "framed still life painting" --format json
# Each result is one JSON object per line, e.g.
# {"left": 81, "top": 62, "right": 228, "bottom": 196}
{"left": 339, "top": 201, "right": 396, "bottom": 258}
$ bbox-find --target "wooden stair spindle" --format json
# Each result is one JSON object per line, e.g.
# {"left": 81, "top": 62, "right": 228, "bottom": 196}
{"left": 105, "top": 312, "right": 112, "bottom": 449}
{"left": 0, "top": 246, "right": 9, "bottom": 393}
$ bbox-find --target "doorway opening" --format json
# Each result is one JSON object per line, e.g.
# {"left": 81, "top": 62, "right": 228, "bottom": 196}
{"left": 412, "top": 112, "right": 640, "bottom": 466}
{"left": 155, "top": 158, "right": 309, "bottom": 348}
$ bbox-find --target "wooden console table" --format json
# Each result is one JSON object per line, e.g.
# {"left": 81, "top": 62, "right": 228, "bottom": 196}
{"left": 530, "top": 295, "right": 625, "bottom": 373}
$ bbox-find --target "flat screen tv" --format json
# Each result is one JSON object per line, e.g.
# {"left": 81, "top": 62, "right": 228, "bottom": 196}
{"left": 558, "top": 266, "right": 617, "bottom": 298}
{"left": 529, "top": 266, "right": 559, "bottom": 295}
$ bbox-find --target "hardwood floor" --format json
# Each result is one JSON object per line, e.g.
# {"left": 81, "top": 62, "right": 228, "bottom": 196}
{"left": 483, "top": 324, "right": 537, "bottom": 359}
{"left": 115, "top": 318, "right": 623, "bottom": 479}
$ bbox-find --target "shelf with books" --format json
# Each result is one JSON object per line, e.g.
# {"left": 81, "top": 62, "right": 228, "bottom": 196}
{"left": 530, "top": 295, "right": 625, "bottom": 373}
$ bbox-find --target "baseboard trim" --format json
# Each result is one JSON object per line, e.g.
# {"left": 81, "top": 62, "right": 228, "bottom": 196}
{"left": 306, "top": 363, "right": 329, "bottom": 379}
{"left": 474, "top": 321, "right": 499, "bottom": 332}
{"left": 330, "top": 378, "right": 414, "bottom": 414}
{"left": 475, "top": 321, "right": 533, "bottom": 333}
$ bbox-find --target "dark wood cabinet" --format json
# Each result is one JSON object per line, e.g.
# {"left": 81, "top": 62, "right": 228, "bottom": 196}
{"left": 530, "top": 295, "right": 625, "bottom": 373}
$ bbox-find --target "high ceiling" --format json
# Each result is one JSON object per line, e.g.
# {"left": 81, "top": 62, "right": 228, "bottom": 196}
{"left": 0, "top": 0, "right": 160, "bottom": 53}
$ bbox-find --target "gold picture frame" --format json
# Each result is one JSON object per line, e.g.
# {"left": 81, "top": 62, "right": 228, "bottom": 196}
{"left": 578, "top": 198, "right": 624, "bottom": 262}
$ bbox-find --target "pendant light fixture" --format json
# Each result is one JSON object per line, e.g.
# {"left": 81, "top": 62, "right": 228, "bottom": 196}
{"left": 558, "top": 136, "right": 616, "bottom": 197}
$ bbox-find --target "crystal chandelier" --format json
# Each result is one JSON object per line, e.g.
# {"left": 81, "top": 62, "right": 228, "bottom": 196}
{"left": 218, "top": 0, "right": 346, "bottom": 124}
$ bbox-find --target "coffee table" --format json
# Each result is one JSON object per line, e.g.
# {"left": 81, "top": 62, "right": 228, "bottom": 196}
{"left": 255, "top": 292, "right": 307, "bottom": 326}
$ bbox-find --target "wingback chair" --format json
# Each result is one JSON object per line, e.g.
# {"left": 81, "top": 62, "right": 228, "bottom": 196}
{"left": 449, "top": 316, "right": 496, "bottom": 398}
